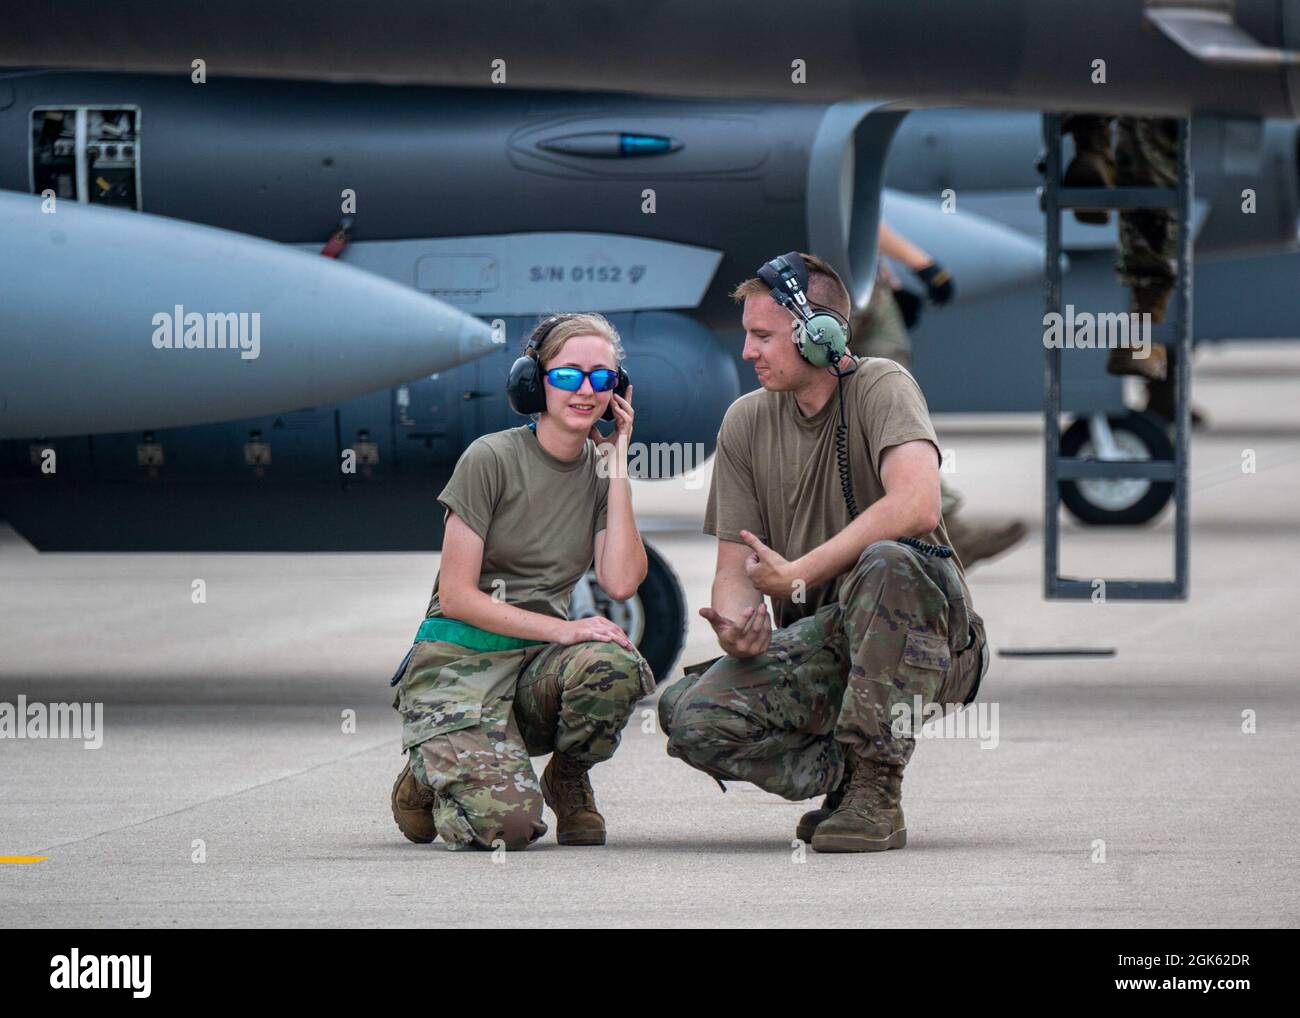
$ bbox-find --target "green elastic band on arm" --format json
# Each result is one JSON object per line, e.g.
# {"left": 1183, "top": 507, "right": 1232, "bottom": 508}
{"left": 415, "top": 617, "right": 546, "bottom": 653}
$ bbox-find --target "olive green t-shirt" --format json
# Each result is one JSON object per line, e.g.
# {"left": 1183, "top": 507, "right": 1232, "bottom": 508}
{"left": 426, "top": 426, "right": 609, "bottom": 621}
{"left": 704, "top": 357, "right": 969, "bottom": 629}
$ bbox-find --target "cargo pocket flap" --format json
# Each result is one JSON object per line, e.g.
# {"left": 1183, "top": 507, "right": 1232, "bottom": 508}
{"left": 903, "top": 630, "right": 951, "bottom": 672}
{"left": 400, "top": 698, "right": 483, "bottom": 750}
{"left": 397, "top": 642, "right": 503, "bottom": 749}
{"left": 682, "top": 655, "right": 723, "bottom": 678}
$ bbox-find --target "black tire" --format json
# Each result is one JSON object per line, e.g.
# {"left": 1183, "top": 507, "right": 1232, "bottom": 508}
{"left": 585, "top": 542, "right": 686, "bottom": 687}
{"left": 1059, "top": 412, "right": 1175, "bottom": 526}
{"left": 633, "top": 543, "right": 688, "bottom": 686}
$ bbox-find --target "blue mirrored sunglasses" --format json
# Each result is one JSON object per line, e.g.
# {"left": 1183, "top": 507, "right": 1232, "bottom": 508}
{"left": 544, "top": 367, "right": 619, "bottom": 392}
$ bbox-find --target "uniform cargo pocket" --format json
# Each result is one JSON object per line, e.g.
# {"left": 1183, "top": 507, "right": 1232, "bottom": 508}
{"left": 399, "top": 692, "right": 483, "bottom": 750}
{"left": 902, "top": 630, "right": 951, "bottom": 673}
{"left": 397, "top": 641, "right": 507, "bottom": 749}
{"left": 897, "top": 629, "right": 952, "bottom": 708}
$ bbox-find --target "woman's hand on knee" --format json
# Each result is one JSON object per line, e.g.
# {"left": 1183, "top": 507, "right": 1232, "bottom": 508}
{"left": 556, "top": 616, "right": 636, "bottom": 652}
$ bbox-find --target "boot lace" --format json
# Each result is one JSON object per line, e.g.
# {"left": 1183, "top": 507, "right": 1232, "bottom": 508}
{"left": 839, "top": 757, "right": 899, "bottom": 815}
{"left": 553, "top": 755, "right": 596, "bottom": 812}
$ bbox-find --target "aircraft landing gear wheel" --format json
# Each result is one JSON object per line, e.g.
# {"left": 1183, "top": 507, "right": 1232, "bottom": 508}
{"left": 1059, "top": 411, "right": 1174, "bottom": 526}
{"left": 575, "top": 542, "right": 686, "bottom": 688}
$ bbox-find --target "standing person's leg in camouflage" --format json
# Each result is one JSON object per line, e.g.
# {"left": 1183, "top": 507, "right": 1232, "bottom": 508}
{"left": 1063, "top": 115, "right": 1201, "bottom": 422}
{"left": 1109, "top": 116, "right": 1178, "bottom": 385}
{"left": 851, "top": 278, "right": 1026, "bottom": 567}
{"left": 659, "top": 540, "right": 987, "bottom": 853}
{"left": 391, "top": 638, "right": 652, "bottom": 850}
{"left": 1118, "top": 116, "right": 1202, "bottom": 422}
{"left": 514, "top": 640, "right": 655, "bottom": 845}
{"left": 848, "top": 277, "right": 912, "bottom": 367}
{"left": 1063, "top": 113, "right": 1173, "bottom": 381}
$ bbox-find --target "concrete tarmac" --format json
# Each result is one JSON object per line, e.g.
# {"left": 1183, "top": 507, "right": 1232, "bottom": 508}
{"left": 2, "top": 344, "right": 1298, "bottom": 928}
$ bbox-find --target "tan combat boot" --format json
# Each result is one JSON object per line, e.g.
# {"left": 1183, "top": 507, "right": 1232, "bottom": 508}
{"left": 1143, "top": 376, "right": 1208, "bottom": 429}
{"left": 1107, "top": 284, "right": 1169, "bottom": 381}
{"left": 1140, "top": 333, "right": 1208, "bottom": 428}
{"left": 540, "top": 752, "right": 606, "bottom": 846}
{"left": 795, "top": 778, "right": 845, "bottom": 844}
{"left": 391, "top": 761, "right": 437, "bottom": 844}
{"left": 1062, "top": 115, "right": 1117, "bottom": 225}
{"left": 810, "top": 753, "right": 907, "bottom": 853}
{"left": 945, "top": 516, "right": 1028, "bottom": 570}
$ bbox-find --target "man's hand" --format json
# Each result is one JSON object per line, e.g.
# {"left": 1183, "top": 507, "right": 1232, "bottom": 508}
{"left": 699, "top": 602, "right": 771, "bottom": 659}
{"left": 738, "top": 530, "right": 799, "bottom": 599}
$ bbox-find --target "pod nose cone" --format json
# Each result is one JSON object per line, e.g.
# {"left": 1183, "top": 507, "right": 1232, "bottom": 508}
{"left": 0, "top": 192, "right": 504, "bottom": 438}
{"left": 454, "top": 311, "right": 500, "bottom": 366}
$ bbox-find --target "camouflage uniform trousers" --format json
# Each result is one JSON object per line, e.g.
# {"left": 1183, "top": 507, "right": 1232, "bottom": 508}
{"left": 393, "top": 637, "right": 655, "bottom": 850}
{"left": 1117, "top": 116, "right": 1179, "bottom": 296}
{"left": 849, "top": 272, "right": 912, "bottom": 367}
{"left": 849, "top": 285, "right": 959, "bottom": 518}
{"left": 657, "top": 540, "right": 988, "bottom": 802}
{"left": 1069, "top": 114, "right": 1179, "bottom": 296}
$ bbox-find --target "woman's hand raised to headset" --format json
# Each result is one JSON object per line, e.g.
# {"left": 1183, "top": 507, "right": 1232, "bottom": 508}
{"left": 589, "top": 383, "right": 634, "bottom": 465}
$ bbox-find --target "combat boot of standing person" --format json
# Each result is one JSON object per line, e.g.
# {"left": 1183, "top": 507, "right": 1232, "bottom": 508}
{"left": 1060, "top": 113, "right": 1118, "bottom": 225}
{"left": 848, "top": 225, "right": 1026, "bottom": 569}
{"left": 942, "top": 499, "right": 1028, "bottom": 570}
{"left": 390, "top": 312, "right": 654, "bottom": 851}
{"left": 658, "top": 252, "right": 989, "bottom": 852}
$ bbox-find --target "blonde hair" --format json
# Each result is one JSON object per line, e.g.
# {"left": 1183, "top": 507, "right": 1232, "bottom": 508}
{"left": 730, "top": 251, "right": 851, "bottom": 318}
{"left": 526, "top": 312, "right": 625, "bottom": 368}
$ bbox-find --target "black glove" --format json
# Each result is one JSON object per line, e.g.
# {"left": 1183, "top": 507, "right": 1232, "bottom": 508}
{"left": 893, "top": 287, "right": 923, "bottom": 330}
{"left": 917, "top": 262, "right": 955, "bottom": 304}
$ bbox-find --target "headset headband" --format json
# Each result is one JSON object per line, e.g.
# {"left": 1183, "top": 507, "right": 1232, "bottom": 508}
{"left": 526, "top": 313, "right": 572, "bottom": 357}
{"left": 754, "top": 250, "right": 852, "bottom": 370}
{"left": 756, "top": 251, "right": 816, "bottom": 323}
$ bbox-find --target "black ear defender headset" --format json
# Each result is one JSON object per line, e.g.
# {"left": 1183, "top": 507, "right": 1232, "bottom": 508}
{"left": 755, "top": 252, "right": 952, "bottom": 560}
{"left": 506, "top": 313, "right": 631, "bottom": 421}
{"left": 756, "top": 251, "right": 866, "bottom": 518}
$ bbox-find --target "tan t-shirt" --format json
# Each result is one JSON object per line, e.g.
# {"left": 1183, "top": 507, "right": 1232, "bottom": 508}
{"left": 704, "top": 357, "right": 969, "bottom": 629}
{"left": 427, "top": 426, "right": 609, "bottom": 621}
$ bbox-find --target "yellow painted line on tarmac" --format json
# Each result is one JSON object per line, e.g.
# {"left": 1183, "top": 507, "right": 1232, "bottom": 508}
{"left": 0, "top": 855, "right": 48, "bottom": 864}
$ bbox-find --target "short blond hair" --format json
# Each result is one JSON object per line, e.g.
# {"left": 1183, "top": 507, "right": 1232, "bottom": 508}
{"left": 525, "top": 312, "right": 625, "bottom": 368}
{"left": 731, "top": 252, "right": 850, "bottom": 318}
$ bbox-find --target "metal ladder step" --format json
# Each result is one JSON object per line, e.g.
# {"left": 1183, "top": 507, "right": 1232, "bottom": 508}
{"left": 1055, "top": 459, "right": 1177, "bottom": 481}
{"left": 1056, "top": 186, "right": 1180, "bottom": 209}
{"left": 1041, "top": 113, "right": 1192, "bottom": 601}
{"left": 1049, "top": 579, "right": 1183, "bottom": 600}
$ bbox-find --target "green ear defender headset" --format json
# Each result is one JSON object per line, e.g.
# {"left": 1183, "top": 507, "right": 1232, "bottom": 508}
{"left": 756, "top": 250, "right": 869, "bottom": 520}
{"left": 753, "top": 252, "right": 957, "bottom": 567}
{"left": 755, "top": 251, "right": 852, "bottom": 369}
